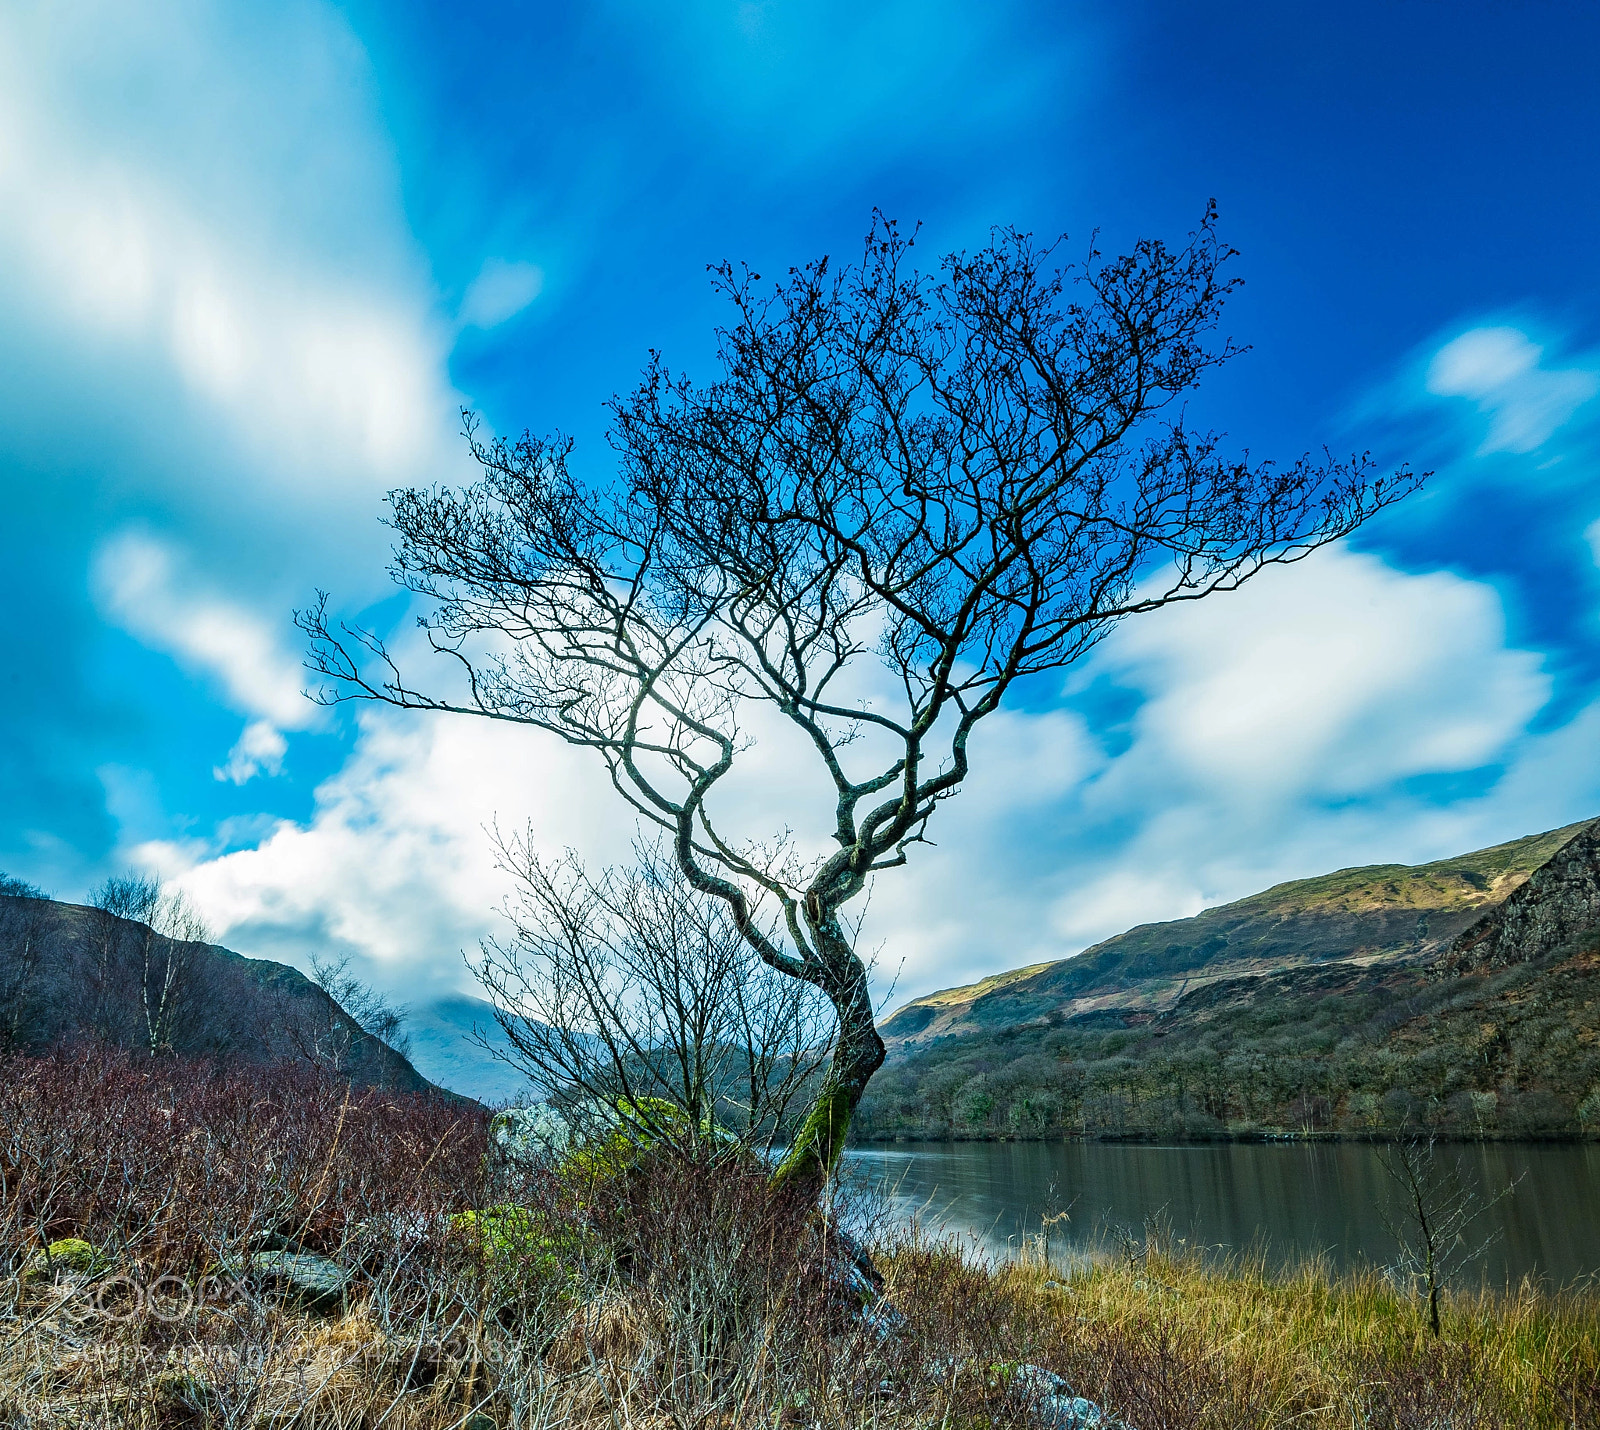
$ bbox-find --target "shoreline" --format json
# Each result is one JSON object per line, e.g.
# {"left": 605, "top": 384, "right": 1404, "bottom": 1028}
{"left": 854, "top": 1128, "right": 1598, "bottom": 1146}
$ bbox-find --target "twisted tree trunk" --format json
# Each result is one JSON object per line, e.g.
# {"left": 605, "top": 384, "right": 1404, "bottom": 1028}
{"left": 770, "top": 929, "right": 884, "bottom": 1194}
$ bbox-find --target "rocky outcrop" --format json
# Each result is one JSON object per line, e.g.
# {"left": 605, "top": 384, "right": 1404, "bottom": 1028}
{"left": 1443, "top": 821, "right": 1600, "bottom": 974}
{"left": 236, "top": 1249, "right": 354, "bottom": 1312}
{"left": 486, "top": 1103, "right": 571, "bottom": 1173}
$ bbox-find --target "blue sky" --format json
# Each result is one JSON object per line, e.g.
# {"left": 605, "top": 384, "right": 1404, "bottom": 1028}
{"left": 2, "top": 0, "right": 1599, "bottom": 1006}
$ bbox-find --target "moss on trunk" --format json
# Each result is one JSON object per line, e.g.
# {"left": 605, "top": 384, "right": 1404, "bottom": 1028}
{"left": 771, "top": 1082, "right": 855, "bottom": 1193}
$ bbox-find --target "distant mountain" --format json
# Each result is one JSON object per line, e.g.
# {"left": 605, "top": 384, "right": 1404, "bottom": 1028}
{"left": 405, "top": 994, "right": 533, "bottom": 1105}
{"left": 0, "top": 894, "right": 434, "bottom": 1093}
{"left": 860, "top": 819, "right": 1600, "bottom": 1141}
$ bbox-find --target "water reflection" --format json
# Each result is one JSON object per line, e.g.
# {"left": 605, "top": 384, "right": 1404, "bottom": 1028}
{"left": 843, "top": 1141, "right": 1600, "bottom": 1288}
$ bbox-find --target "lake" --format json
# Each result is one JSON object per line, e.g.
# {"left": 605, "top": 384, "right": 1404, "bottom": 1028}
{"left": 843, "top": 1140, "right": 1600, "bottom": 1288}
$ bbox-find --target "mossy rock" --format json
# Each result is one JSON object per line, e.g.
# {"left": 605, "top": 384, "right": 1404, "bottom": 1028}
{"left": 450, "top": 1204, "right": 590, "bottom": 1304}
{"left": 487, "top": 1103, "right": 571, "bottom": 1172}
{"left": 23, "top": 1237, "right": 105, "bottom": 1279}
{"left": 558, "top": 1100, "right": 675, "bottom": 1181}
{"left": 559, "top": 1095, "right": 744, "bottom": 1184}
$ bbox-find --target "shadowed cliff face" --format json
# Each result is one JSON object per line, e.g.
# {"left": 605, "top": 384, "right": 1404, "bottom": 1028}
{"left": 1445, "top": 823, "right": 1600, "bottom": 974}
{"left": 882, "top": 819, "right": 1596, "bottom": 1046}
{"left": 0, "top": 896, "right": 434, "bottom": 1092}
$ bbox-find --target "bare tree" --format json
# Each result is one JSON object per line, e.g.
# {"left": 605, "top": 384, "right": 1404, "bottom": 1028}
{"left": 0, "top": 874, "right": 49, "bottom": 1048}
{"left": 477, "top": 837, "right": 836, "bottom": 1155}
{"left": 301, "top": 208, "right": 1418, "bottom": 1191}
{"left": 308, "top": 952, "right": 413, "bottom": 1062}
{"left": 90, "top": 875, "right": 210, "bottom": 1057}
{"left": 1379, "top": 1136, "right": 1521, "bottom": 1337}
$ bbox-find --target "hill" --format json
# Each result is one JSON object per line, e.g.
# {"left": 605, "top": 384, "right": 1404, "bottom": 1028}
{"left": 405, "top": 993, "right": 531, "bottom": 1105}
{"left": 859, "top": 819, "right": 1600, "bottom": 1141}
{"left": 0, "top": 892, "right": 434, "bottom": 1092}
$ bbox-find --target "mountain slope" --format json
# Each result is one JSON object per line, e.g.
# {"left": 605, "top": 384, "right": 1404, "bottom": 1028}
{"left": 0, "top": 894, "right": 435, "bottom": 1092}
{"left": 861, "top": 819, "right": 1600, "bottom": 1141}
{"left": 405, "top": 994, "right": 532, "bottom": 1105}
{"left": 882, "top": 819, "right": 1593, "bottom": 1046}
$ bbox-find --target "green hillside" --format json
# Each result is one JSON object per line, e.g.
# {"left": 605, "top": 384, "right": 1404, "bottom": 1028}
{"left": 860, "top": 819, "right": 1600, "bottom": 1141}
{"left": 881, "top": 819, "right": 1592, "bottom": 1045}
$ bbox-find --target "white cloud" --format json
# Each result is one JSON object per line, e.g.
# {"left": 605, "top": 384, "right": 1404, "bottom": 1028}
{"left": 175, "top": 707, "right": 636, "bottom": 992}
{"left": 1094, "top": 546, "right": 1548, "bottom": 804}
{"left": 0, "top": 1, "right": 465, "bottom": 565}
{"left": 168, "top": 541, "right": 1578, "bottom": 1010}
{"left": 1426, "top": 327, "right": 1538, "bottom": 395}
{"left": 0, "top": 1, "right": 474, "bottom": 858}
{"left": 849, "top": 546, "right": 1564, "bottom": 1001}
{"left": 459, "top": 259, "right": 545, "bottom": 329}
{"left": 215, "top": 721, "right": 289, "bottom": 785}
{"left": 1425, "top": 326, "right": 1599, "bottom": 454}
{"left": 1587, "top": 517, "right": 1600, "bottom": 570}
{"left": 92, "top": 529, "right": 314, "bottom": 734}
{"left": 0, "top": 126, "right": 455, "bottom": 492}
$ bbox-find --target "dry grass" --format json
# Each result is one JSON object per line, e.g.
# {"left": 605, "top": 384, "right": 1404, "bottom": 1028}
{"left": 876, "top": 1223, "right": 1600, "bottom": 1429}
{"left": 2, "top": 1046, "right": 1595, "bottom": 1428}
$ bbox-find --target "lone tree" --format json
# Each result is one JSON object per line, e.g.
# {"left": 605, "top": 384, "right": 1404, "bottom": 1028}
{"left": 301, "top": 210, "right": 1417, "bottom": 1192}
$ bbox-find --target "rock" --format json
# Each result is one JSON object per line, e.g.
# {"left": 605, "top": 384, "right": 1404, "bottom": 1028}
{"left": 23, "top": 1237, "right": 103, "bottom": 1279}
{"left": 820, "top": 1227, "right": 906, "bottom": 1342}
{"left": 1008, "top": 1363, "right": 1122, "bottom": 1430}
{"left": 488, "top": 1103, "right": 572, "bottom": 1171}
{"left": 1444, "top": 821, "right": 1600, "bottom": 973}
{"left": 1038, "top": 1392, "right": 1115, "bottom": 1429}
{"left": 492, "top": 1095, "right": 726, "bottom": 1177}
{"left": 235, "top": 1249, "right": 353, "bottom": 1312}
{"left": 860, "top": 1295, "right": 907, "bottom": 1341}
{"left": 556, "top": 1096, "right": 745, "bottom": 1181}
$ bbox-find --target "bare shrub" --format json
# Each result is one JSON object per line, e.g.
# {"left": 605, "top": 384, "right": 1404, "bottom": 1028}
{"left": 1379, "top": 1135, "right": 1521, "bottom": 1336}
{"left": 478, "top": 837, "right": 836, "bottom": 1154}
{"left": 1352, "top": 1343, "right": 1497, "bottom": 1430}
{"left": 0, "top": 1043, "right": 485, "bottom": 1275}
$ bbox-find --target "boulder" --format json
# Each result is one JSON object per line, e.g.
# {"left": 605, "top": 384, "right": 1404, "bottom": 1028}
{"left": 1007, "top": 1364, "right": 1122, "bottom": 1429}
{"left": 23, "top": 1237, "right": 104, "bottom": 1279}
{"left": 234, "top": 1249, "right": 353, "bottom": 1312}
{"left": 556, "top": 1095, "right": 743, "bottom": 1182}
{"left": 487, "top": 1102, "right": 571, "bottom": 1173}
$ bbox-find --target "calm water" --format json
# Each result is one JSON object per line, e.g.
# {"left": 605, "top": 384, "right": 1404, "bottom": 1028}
{"left": 842, "top": 1140, "right": 1600, "bottom": 1288}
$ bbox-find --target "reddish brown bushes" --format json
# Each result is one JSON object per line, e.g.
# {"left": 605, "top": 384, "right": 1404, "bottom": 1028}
{"left": 0, "top": 1045, "right": 1592, "bottom": 1428}
{"left": 0, "top": 1043, "right": 487, "bottom": 1275}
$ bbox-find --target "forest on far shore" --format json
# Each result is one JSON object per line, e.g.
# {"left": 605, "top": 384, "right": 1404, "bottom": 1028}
{"left": 857, "top": 935, "right": 1599, "bottom": 1142}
